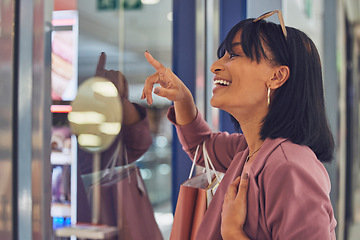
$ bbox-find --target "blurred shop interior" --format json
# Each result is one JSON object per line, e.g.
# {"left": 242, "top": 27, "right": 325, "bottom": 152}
{"left": 50, "top": 0, "right": 174, "bottom": 238}
{"left": 3, "top": 0, "right": 360, "bottom": 239}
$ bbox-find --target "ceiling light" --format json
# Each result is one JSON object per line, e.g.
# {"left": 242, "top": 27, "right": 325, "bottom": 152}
{"left": 91, "top": 82, "right": 118, "bottom": 97}
{"left": 141, "top": 0, "right": 160, "bottom": 5}
{"left": 99, "top": 122, "right": 121, "bottom": 135}
{"left": 78, "top": 134, "right": 101, "bottom": 147}
{"left": 167, "top": 11, "right": 173, "bottom": 21}
{"left": 68, "top": 111, "right": 105, "bottom": 124}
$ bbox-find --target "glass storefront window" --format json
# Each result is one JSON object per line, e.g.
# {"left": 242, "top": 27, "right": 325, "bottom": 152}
{"left": 51, "top": 1, "right": 173, "bottom": 239}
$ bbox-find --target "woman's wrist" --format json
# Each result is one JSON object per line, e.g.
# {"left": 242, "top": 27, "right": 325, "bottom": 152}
{"left": 173, "top": 88, "right": 197, "bottom": 125}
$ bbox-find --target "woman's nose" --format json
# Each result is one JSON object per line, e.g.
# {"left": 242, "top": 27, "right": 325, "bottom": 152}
{"left": 210, "top": 58, "right": 224, "bottom": 73}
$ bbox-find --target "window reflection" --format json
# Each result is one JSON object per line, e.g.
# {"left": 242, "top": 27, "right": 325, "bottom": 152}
{"left": 51, "top": 1, "right": 173, "bottom": 239}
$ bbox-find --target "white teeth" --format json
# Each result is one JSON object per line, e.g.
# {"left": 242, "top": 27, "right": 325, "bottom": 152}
{"left": 214, "top": 79, "right": 231, "bottom": 86}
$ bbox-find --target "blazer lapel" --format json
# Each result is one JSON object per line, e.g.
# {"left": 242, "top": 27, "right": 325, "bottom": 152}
{"left": 245, "top": 138, "right": 287, "bottom": 238}
{"left": 250, "top": 138, "right": 287, "bottom": 177}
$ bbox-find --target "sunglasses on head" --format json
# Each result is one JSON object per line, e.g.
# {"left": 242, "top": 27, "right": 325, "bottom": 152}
{"left": 253, "top": 10, "right": 287, "bottom": 40}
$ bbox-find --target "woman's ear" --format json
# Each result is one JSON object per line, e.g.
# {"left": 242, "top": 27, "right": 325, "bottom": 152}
{"left": 268, "top": 65, "right": 290, "bottom": 89}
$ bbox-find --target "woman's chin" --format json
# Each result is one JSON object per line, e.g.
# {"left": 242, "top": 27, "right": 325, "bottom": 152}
{"left": 210, "top": 98, "right": 217, "bottom": 108}
{"left": 210, "top": 99, "right": 224, "bottom": 111}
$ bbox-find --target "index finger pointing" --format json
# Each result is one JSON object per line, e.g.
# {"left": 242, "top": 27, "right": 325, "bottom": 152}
{"left": 145, "top": 51, "right": 166, "bottom": 74}
{"left": 96, "top": 52, "right": 107, "bottom": 76}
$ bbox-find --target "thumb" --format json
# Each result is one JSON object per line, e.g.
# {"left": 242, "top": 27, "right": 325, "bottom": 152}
{"left": 153, "top": 87, "right": 177, "bottom": 101}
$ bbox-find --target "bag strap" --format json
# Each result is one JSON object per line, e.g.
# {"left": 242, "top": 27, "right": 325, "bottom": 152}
{"left": 188, "top": 145, "right": 201, "bottom": 179}
{"left": 101, "top": 136, "right": 131, "bottom": 182}
{"left": 202, "top": 143, "right": 212, "bottom": 184}
{"left": 101, "top": 142, "right": 120, "bottom": 179}
{"left": 123, "top": 145, "right": 132, "bottom": 184}
{"left": 188, "top": 142, "right": 221, "bottom": 185}
{"left": 202, "top": 142, "right": 221, "bottom": 183}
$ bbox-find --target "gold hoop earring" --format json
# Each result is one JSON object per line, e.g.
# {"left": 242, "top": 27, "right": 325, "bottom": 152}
{"left": 267, "top": 87, "right": 271, "bottom": 106}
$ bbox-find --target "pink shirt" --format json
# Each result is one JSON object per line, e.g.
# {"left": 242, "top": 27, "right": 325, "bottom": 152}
{"left": 168, "top": 107, "right": 337, "bottom": 240}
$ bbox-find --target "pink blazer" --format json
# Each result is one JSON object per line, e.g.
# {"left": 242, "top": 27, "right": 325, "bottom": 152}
{"left": 168, "top": 107, "right": 337, "bottom": 240}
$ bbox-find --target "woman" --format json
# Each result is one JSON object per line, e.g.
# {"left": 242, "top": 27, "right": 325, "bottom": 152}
{"left": 142, "top": 10, "right": 337, "bottom": 240}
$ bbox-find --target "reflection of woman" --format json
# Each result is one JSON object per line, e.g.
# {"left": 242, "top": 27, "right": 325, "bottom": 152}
{"left": 77, "top": 52, "right": 152, "bottom": 223}
{"left": 142, "top": 11, "right": 336, "bottom": 239}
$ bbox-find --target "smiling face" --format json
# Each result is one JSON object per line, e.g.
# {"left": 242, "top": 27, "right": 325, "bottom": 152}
{"left": 210, "top": 31, "right": 278, "bottom": 119}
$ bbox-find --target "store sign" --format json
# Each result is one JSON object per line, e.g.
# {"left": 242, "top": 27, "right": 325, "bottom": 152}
{"left": 97, "top": 0, "right": 142, "bottom": 11}
{"left": 97, "top": 0, "right": 119, "bottom": 10}
{"left": 123, "top": 0, "right": 142, "bottom": 10}
{"left": 304, "top": 0, "right": 313, "bottom": 19}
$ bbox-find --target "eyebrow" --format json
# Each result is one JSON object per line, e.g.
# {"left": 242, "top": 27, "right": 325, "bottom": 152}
{"left": 231, "top": 42, "right": 242, "bottom": 47}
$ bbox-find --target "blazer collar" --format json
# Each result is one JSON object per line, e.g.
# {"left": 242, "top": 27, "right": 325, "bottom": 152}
{"left": 249, "top": 138, "right": 288, "bottom": 177}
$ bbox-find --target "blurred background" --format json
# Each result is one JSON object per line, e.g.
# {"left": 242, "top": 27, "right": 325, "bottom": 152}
{"left": 1, "top": 0, "right": 360, "bottom": 239}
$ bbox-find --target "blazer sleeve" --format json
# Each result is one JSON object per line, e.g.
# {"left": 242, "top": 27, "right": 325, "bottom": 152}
{"left": 263, "top": 160, "right": 336, "bottom": 240}
{"left": 121, "top": 103, "right": 152, "bottom": 162}
{"left": 167, "top": 106, "right": 247, "bottom": 172}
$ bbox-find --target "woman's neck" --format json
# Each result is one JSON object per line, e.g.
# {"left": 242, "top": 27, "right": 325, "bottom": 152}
{"left": 233, "top": 109, "right": 265, "bottom": 155}
{"left": 242, "top": 128, "right": 264, "bottom": 156}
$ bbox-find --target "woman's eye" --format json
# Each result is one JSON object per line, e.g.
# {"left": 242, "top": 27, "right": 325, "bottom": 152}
{"left": 229, "top": 52, "right": 239, "bottom": 59}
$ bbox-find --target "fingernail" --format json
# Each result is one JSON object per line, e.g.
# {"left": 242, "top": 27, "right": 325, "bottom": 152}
{"left": 145, "top": 50, "right": 149, "bottom": 53}
{"left": 242, "top": 173, "right": 249, "bottom": 180}
{"left": 154, "top": 88, "right": 159, "bottom": 94}
{"left": 101, "top": 52, "right": 105, "bottom": 55}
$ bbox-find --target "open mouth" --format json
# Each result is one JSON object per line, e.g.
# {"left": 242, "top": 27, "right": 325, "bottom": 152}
{"left": 214, "top": 79, "right": 231, "bottom": 86}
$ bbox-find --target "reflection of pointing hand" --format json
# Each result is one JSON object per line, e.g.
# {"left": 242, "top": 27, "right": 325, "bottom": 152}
{"left": 95, "top": 52, "right": 129, "bottom": 100}
{"left": 95, "top": 52, "right": 107, "bottom": 77}
{"left": 141, "top": 51, "right": 190, "bottom": 105}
